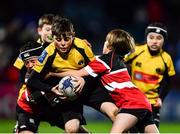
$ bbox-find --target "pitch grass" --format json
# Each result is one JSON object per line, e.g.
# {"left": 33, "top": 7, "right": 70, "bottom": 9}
{"left": 0, "top": 119, "right": 180, "bottom": 133}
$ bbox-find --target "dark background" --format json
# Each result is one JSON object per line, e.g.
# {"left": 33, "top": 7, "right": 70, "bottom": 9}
{"left": 0, "top": 0, "right": 180, "bottom": 121}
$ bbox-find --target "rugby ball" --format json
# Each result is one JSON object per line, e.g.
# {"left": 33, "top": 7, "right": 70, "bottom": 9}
{"left": 58, "top": 76, "right": 77, "bottom": 100}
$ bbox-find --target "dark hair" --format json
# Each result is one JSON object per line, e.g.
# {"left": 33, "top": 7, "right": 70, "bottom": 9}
{"left": 38, "top": 14, "right": 55, "bottom": 28}
{"left": 52, "top": 16, "right": 75, "bottom": 37}
{"left": 20, "top": 41, "right": 43, "bottom": 61}
{"left": 145, "top": 22, "right": 168, "bottom": 39}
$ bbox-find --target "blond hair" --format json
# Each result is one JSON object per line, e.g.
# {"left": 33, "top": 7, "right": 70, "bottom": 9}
{"left": 106, "top": 29, "right": 135, "bottom": 56}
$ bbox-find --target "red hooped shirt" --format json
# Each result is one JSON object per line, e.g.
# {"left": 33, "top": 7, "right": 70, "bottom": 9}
{"left": 84, "top": 53, "right": 152, "bottom": 111}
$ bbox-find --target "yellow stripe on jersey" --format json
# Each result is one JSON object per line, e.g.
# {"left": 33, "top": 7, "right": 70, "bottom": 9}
{"left": 33, "top": 37, "right": 95, "bottom": 73}
{"left": 13, "top": 57, "right": 24, "bottom": 70}
{"left": 125, "top": 44, "right": 176, "bottom": 104}
{"left": 17, "top": 84, "right": 27, "bottom": 101}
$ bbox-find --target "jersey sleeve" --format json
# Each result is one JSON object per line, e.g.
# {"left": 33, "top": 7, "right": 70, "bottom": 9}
{"left": 13, "top": 56, "right": 24, "bottom": 70}
{"left": 74, "top": 38, "right": 95, "bottom": 61}
{"left": 84, "top": 57, "right": 110, "bottom": 77}
{"left": 83, "top": 43, "right": 95, "bottom": 61}
{"left": 33, "top": 49, "right": 49, "bottom": 73}
{"left": 166, "top": 55, "right": 176, "bottom": 76}
{"left": 124, "top": 44, "right": 145, "bottom": 63}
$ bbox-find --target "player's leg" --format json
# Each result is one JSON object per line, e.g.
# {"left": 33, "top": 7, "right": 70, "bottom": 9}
{"left": 81, "top": 76, "right": 118, "bottom": 122}
{"left": 64, "top": 118, "right": 80, "bottom": 133}
{"left": 141, "top": 109, "right": 159, "bottom": 133}
{"left": 13, "top": 121, "right": 18, "bottom": 133}
{"left": 16, "top": 105, "right": 40, "bottom": 133}
{"left": 110, "top": 112, "right": 138, "bottom": 133}
{"left": 100, "top": 102, "right": 119, "bottom": 122}
{"left": 79, "top": 125, "right": 91, "bottom": 133}
{"left": 53, "top": 100, "right": 87, "bottom": 133}
{"left": 144, "top": 124, "right": 159, "bottom": 133}
{"left": 152, "top": 106, "right": 160, "bottom": 128}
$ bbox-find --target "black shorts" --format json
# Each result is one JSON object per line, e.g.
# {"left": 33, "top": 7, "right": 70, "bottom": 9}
{"left": 16, "top": 105, "right": 41, "bottom": 133}
{"left": 16, "top": 101, "right": 86, "bottom": 133}
{"left": 78, "top": 76, "right": 114, "bottom": 111}
{"left": 120, "top": 108, "right": 154, "bottom": 131}
{"left": 51, "top": 99, "right": 86, "bottom": 127}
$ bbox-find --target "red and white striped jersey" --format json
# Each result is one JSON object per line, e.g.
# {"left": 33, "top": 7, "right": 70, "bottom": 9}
{"left": 85, "top": 52, "right": 152, "bottom": 111}
{"left": 17, "top": 84, "right": 34, "bottom": 113}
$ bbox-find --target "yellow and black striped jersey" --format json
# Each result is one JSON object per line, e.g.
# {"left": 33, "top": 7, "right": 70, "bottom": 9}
{"left": 124, "top": 44, "right": 176, "bottom": 104}
{"left": 17, "top": 84, "right": 27, "bottom": 101}
{"left": 33, "top": 37, "right": 95, "bottom": 73}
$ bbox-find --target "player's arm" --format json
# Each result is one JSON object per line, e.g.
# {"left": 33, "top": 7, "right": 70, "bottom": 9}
{"left": 154, "top": 74, "right": 171, "bottom": 107}
{"left": 27, "top": 70, "right": 63, "bottom": 96}
{"left": 48, "top": 57, "right": 108, "bottom": 78}
{"left": 13, "top": 55, "right": 27, "bottom": 83}
{"left": 27, "top": 70, "right": 53, "bottom": 92}
{"left": 83, "top": 39, "right": 92, "bottom": 48}
{"left": 158, "top": 75, "right": 173, "bottom": 102}
{"left": 159, "top": 56, "right": 176, "bottom": 102}
{"left": 27, "top": 47, "right": 59, "bottom": 91}
{"left": 50, "top": 68, "right": 89, "bottom": 78}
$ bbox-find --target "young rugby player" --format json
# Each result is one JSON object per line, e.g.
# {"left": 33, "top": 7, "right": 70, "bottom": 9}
{"left": 124, "top": 22, "right": 176, "bottom": 129}
{"left": 13, "top": 14, "right": 55, "bottom": 83}
{"left": 27, "top": 16, "right": 118, "bottom": 132}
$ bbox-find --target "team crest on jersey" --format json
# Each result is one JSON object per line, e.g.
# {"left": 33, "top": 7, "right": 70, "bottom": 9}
{"left": 135, "top": 62, "right": 142, "bottom": 67}
{"left": 78, "top": 60, "right": 84, "bottom": 65}
{"left": 134, "top": 72, "right": 142, "bottom": 80}
{"left": 38, "top": 50, "right": 48, "bottom": 63}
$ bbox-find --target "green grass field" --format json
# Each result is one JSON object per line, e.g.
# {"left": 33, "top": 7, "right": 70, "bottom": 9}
{"left": 0, "top": 119, "right": 180, "bottom": 133}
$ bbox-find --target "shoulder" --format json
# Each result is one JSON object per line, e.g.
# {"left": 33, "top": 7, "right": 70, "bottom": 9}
{"left": 73, "top": 37, "right": 88, "bottom": 48}
{"left": 135, "top": 43, "right": 147, "bottom": 53}
{"left": 161, "top": 50, "right": 173, "bottom": 61}
{"left": 37, "top": 42, "right": 56, "bottom": 63}
{"left": 44, "top": 42, "right": 56, "bottom": 56}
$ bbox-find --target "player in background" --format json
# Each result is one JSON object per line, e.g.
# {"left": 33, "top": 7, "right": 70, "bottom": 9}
{"left": 13, "top": 14, "right": 55, "bottom": 83}
{"left": 124, "top": 22, "right": 176, "bottom": 129}
{"left": 50, "top": 29, "right": 159, "bottom": 133}
{"left": 15, "top": 41, "right": 44, "bottom": 133}
{"left": 27, "top": 16, "right": 118, "bottom": 132}
{"left": 12, "top": 13, "right": 55, "bottom": 133}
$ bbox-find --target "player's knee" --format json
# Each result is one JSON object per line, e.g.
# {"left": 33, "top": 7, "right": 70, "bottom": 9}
{"left": 64, "top": 119, "right": 80, "bottom": 133}
{"left": 100, "top": 102, "right": 119, "bottom": 122}
{"left": 109, "top": 106, "right": 119, "bottom": 122}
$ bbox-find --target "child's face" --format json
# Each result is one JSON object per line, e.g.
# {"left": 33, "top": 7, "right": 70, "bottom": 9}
{"left": 53, "top": 33, "right": 74, "bottom": 54}
{"left": 24, "top": 57, "right": 38, "bottom": 71}
{"left": 38, "top": 24, "right": 53, "bottom": 43}
{"left": 147, "top": 32, "right": 164, "bottom": 52}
